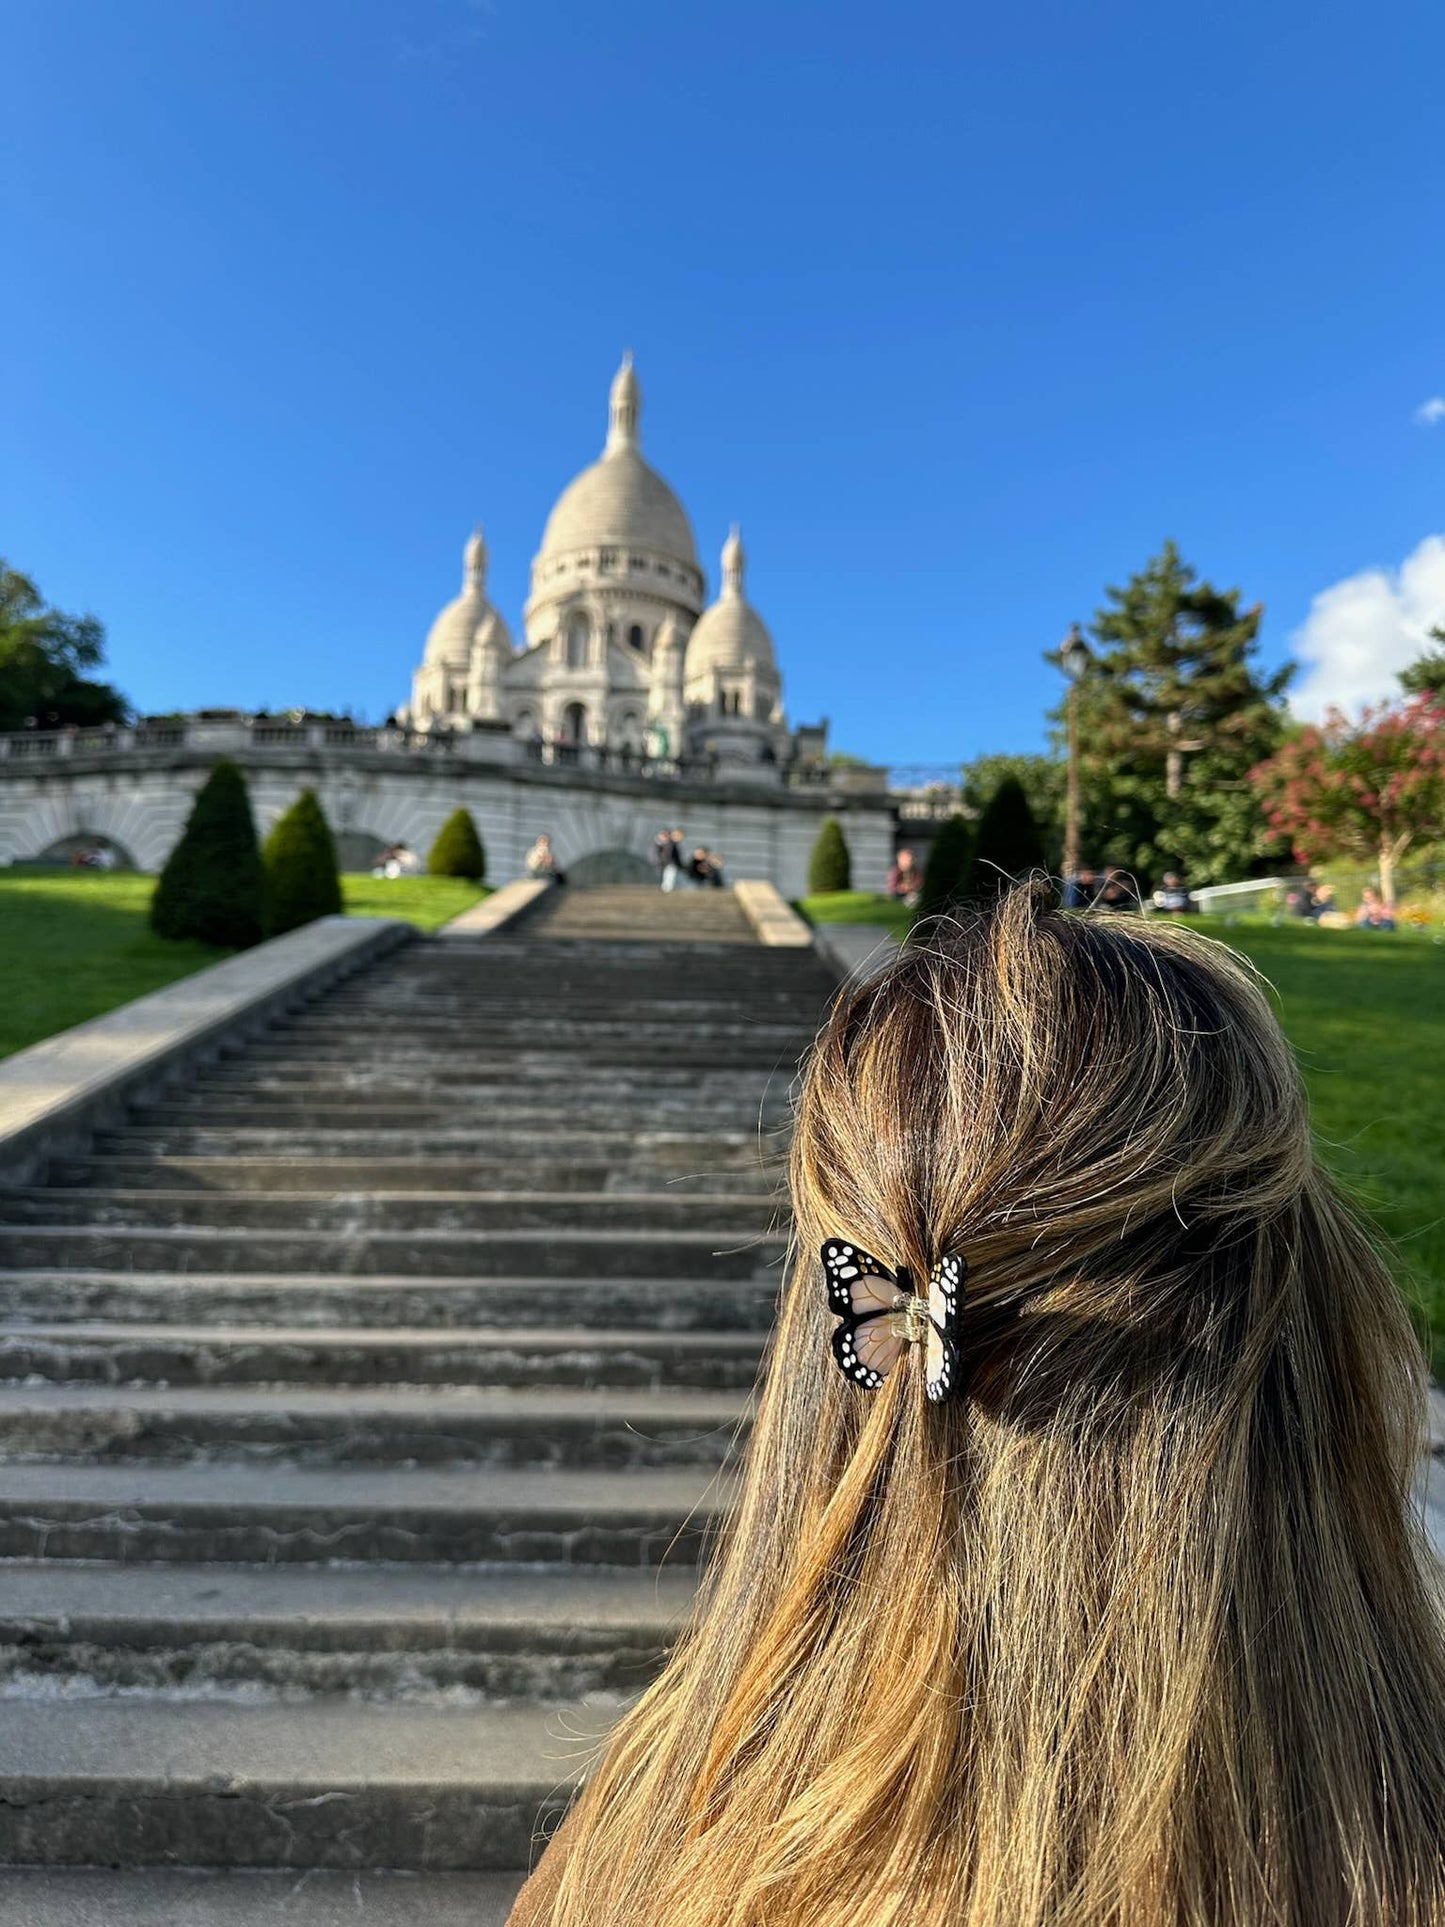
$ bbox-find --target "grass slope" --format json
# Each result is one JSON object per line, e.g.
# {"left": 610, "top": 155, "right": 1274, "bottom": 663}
{"left": 0, "top": 871, "right": 230, "bottom": 1061}
{"left": 801, "top": 894, "right": 1445, "bottom": 1366}
{"left": 0, "top": 871, "right": 490, "bottom": 1060}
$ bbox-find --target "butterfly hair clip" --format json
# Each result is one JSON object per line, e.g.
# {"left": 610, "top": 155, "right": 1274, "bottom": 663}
{"left": 822, "top": 1239, "right": 967, "bottom": 1403}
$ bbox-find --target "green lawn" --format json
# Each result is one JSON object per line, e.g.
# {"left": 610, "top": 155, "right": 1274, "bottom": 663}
{"left": 801, "top": 893, "right": 1445, "bottom": 1368}
{"left": 0, "top": 870, "right": 490, "bottom": 1060}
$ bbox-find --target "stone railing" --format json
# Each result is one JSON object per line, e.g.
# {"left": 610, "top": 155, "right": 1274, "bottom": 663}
{"left": 0, "top": 720, "right": 457, "bottom": 762}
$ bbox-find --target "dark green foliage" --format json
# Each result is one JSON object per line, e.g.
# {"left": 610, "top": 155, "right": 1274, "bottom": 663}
{"left": 262, "top": 789, "right": 342, "bottom": 937}
{"left": 807, "top": 818, "right": 852, "bottom": 894}
{"left": 1399, "top": 638, "right": 1445, "bottom": 698}
{"left": 960, "top": 753, "right": 1066, "bottom": 872}
{"left": 914, "top": 814, "right": 972, "bottom": 924}
{"left": 1045, "top": 542, "right": 1292, "bottom": 884}
{"left": 0, "top": 559, "right": 129, "bottom": 731}
{"left": 964, "top": 776, "right": 1049, "bottom": 902}
{"left": 428, "top": 808, "right": 486, "bottom": 881}
{"left": 149, "top": 761, "right": 263, "bottom": 948}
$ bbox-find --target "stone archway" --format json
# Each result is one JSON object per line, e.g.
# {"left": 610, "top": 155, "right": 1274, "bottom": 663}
{"left": 567, "top": 847, "right": 654, "bottom": 886}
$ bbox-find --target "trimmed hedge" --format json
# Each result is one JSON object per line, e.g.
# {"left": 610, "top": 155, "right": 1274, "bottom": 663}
{"left": 807, "top": 817, "right": 852, "bottom": 895}
{"left": 428, "top": 808, "right": 486, "bottom": 881}
{"left": 915, "top": 814, "right": 972, "bottom": 925}
{"left": 964, "top": 775, "right": 1048, "bottom": 902}
{"left": 262, "top": 789, "right": 342, "bottom": 937}
{"left": 149, "top": 759, "right": 263, "bottom": 948}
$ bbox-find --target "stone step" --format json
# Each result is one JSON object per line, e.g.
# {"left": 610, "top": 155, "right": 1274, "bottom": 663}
{"left": 90, "top": 1125, "right": 782, "bottom": 1163}
{"left": 0, "top": 1224, "right": 787, "bottom": 1277}
{"left": 126, "top": 1097, "right": 789, "bottom": 1130}
{"left": 0, "top": 1560, "right": 693, "bottom": 1698}
{"left": 0, "top": 1270, "right": 778, "bottom": 1330}
{"left": 0, "top": 1868, "right": 524, "bottom": 1927}
{"left": 216, "top": 1049, "right": 790, "bottom": 1083}
{"left": 0, "top": 1321, "right": 764, "bottom": 1389}
{"left": 0, "top": 1697, "right": 583, "bottom": 1870}
{"left": 0, "top": 1382, "right": 746, "bottom": 1469}
{"left": 49, "top": 1157, "right": 778, "bottom": 1196}
{"left": 0, "top": 1188, "right": 778, "bottom": 1236}
{"left": 0, "top": 1461, "right": 723, "bottom": 1564}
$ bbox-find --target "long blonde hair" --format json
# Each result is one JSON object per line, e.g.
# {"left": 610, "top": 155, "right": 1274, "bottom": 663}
{"left": 543, "top": 883, "right": 1445, "bottom": 1927}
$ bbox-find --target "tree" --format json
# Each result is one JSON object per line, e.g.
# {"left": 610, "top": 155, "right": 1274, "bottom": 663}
{"left": 964, "top": 775, "right": 1049, "bottom": 902}
{"left": 150, "top": 761, "right": 264, "bottom": 948}
{"left": 960, "top": 755, "right": 1065, "bottom": 872}
{"left": 0, "top": 561, "right": 129, "bottom": 732}
{"left": 807, "top": 818, "right": 852, "bottom": 894}
{"left": 262, "top": 789, "right": 343, "bottom": 936}
{"left": 1049, "top": 543, "right": 1292, "bottom": 884}
{"left": 428, "top": 808, "right": 486, "bottom": 881}
{"left": 1251, "top": 695, "right": 1445, "bottom": 908}
{"left": 914, "top": 814, "right": 972, "bottom": 924}
{"left": 1398, "top": 633, "right": 1445, "bottom": 697}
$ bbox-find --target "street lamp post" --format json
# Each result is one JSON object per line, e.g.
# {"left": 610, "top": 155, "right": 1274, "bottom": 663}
{"left": 1060, "top": 624, "right": 1092, "bottom": 886}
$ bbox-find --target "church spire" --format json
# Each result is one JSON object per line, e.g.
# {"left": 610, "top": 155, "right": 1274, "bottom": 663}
{"left": 606, "top": 351, "right": 641, "bottom": 453}
{"left": 721, "top": 523, "right": 745, "bottom": 598}
{"left": 463, "top": 524, "right": 488, "bottom": 594}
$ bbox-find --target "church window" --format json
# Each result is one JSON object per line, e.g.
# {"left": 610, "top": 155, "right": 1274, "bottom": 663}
{"left": 605, "top": 621, "right": 617, "bottom": 647}
{"left": 566, "top": 613, "right": 590, "bottom": 669}
{"left": 599, "top": 548, "right": 617, "bottom": 572}
{"left": 655, "top": 561, "right": 669, "bottom": 576}
{"left": 449, "top": 685, "right": 466, "bottom": 713}
{"left": 563, "top": 702, "right": 587, "bottom": 745}
{"left": 627, "top": 623, "right": 644, "bottom": 651}
{"left": 628, "top": 554, "right": 646, "bottom": 572}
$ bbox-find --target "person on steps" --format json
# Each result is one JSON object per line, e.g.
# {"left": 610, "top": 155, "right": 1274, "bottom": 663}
{"left": 508, "top": 881, "right": 1445, "bottom": 1927}
{"left": 525, "top": 833, "right": 566, "bottom": 886}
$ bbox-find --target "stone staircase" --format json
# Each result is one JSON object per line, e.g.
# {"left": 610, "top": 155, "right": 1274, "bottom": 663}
{"left": 0, "top": 886, "right": 833, "bottom": 1924}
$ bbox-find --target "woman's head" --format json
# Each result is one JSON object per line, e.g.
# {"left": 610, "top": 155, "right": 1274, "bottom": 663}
{"left": 547, "top": 885, "right": 1445, "bottom": 1927}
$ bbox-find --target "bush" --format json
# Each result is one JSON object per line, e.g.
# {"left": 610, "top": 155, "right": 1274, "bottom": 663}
{"left": 914, "top": 814, "right": 972, "bottom": 925}
{"left": 428, "top": 808, "right": 486, "bottom": 881}
{"left": 262, "top": 788, "right": 342, "bottom": 937}
{"left": 807, "top": 817, "right": 852, "bottom": 894}
{"left": 964, "top": 775, "right": 1049, "bottom": 902}
{"left": 149, "top": 760, "right": 263, "bottom": 947}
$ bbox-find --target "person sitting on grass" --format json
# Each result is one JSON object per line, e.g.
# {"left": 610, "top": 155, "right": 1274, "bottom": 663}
{"left": 886, "top": 846, "right": 922, "bottom": 907}
{"left": 509, "top": 881, "right": 1445, "bottom": 1927}
{"left": 1355, "top": 885, "right": 1397, "bottom": 931}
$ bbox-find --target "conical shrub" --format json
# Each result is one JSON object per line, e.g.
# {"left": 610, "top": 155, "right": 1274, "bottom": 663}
{"left": 428, "top": 807, "right": 486, "bottom": 881}
{"left": 807, "top": 817, "right": 852, "bottom": 894}
{"left": 149, "top": 759, "right": 263, "bottom": 947}
{"left": 964, "top": 775, "right": 1048, "bottom": 903}
{"left": 914, "top": 814, "right": 972, "bottom": 926}
{"left": 262, "top": 788, "right": 342, "bottom": 937}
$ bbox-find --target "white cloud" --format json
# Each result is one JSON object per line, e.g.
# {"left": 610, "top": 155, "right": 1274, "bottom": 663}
{"left": 1290, "top": 534, "right": 1445, "bottom": 719}
{"left": 1415, "top": 396, "right": 1445, "bottom": 426}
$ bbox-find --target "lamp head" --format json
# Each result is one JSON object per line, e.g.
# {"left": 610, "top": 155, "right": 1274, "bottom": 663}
{"left": 1061, "top": 623, "right": 1092, "bottom": 682}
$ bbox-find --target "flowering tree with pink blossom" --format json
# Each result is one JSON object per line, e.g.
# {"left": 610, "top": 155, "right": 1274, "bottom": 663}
{"left": 1251, "top": 695, "right": 1445, "bottom": 909}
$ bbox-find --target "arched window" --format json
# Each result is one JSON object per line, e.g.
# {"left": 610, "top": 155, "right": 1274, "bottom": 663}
{"left": 627, "top": 623, "right": 644, "bottom": 651}
{"left": 566, "top": 612, "right": 590, "bottom": 669}
{"left": 513, "top": 708, "right": 537, "bottom": 738}
{"left": 563, "top": 702, "right": 588, "bottom": 745}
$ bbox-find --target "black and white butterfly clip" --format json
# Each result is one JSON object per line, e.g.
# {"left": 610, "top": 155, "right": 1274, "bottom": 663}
{"left": 822, "top": 1239, "right": 967, "bottom": 1403}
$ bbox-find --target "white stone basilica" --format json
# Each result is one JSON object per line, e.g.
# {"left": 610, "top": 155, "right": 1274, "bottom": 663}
{"left": 403, "top": 355, "right": 817, "bottom": 780}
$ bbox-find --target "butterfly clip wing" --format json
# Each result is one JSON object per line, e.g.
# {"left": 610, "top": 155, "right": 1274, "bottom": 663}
{"left": 821, "top": 1239, "right": 967, "bottom": 1402}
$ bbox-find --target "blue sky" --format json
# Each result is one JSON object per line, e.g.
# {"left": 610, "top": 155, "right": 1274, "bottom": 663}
{"left": 5, "top": 0, "right": 1443, "bottom": 765}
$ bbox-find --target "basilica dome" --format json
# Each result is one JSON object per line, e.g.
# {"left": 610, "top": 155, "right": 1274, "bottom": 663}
{"left": 537, "top": 355, "right": 698, "bottom": 567}
{"left": 423, "top": 528, "right": 513, "bottom": 666}
{"left": 685, "top": 527, "right": 777, "bottom": 675}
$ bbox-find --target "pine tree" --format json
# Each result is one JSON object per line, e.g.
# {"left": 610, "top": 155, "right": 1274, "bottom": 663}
{"left": 149, "top": 760, "right": 263, "bottom": 948}
{"left": 914, "top": 814, "right": 972, "bottom": 924}
{"left": 1048, "top": 543, "right": 1292, "bottom": 884}
{"left": 964, "top": 776, "right": 1048, "bottom": 902}
{"left": 262, "top": 789, "right": 342, "bottom": 937}
{"left": 1399, "top": 635, "right": 1445, "bottom": 697}
{"left": 807, "top": 818, "right": 852, "bottom": 894}
{"left": 428, "top": 808, "right": 486, "bottom": 881}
